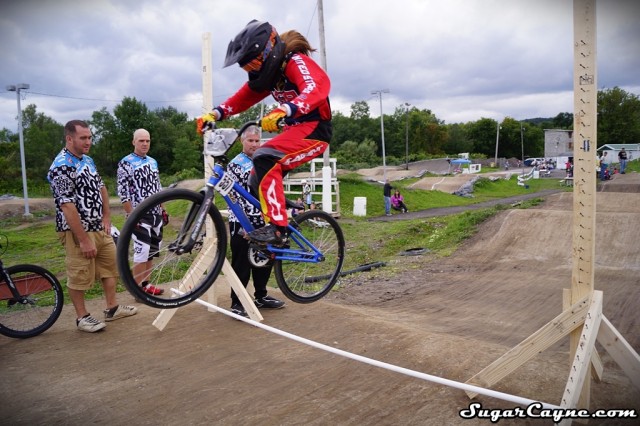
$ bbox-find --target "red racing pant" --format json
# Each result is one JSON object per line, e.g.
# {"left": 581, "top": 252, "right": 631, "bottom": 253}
{"left": 249, "top": 121, "right": 330, "bottom": 227}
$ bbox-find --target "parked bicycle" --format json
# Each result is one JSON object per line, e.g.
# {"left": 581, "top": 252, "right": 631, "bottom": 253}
{"left": 116, "top": 121, "right": 345, "bottom": 309}
{"left": 0, "top": 234, "right": 64, "bottom": 338}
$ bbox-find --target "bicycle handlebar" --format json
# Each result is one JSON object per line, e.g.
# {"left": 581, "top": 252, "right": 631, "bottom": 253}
{"left": 205, "top": 119, "right": 285, "bottom": 162}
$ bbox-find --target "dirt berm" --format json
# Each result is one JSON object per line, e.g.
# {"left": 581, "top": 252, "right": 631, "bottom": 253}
{"left": 1, "top": 174, "right": 639, "bottom": 425}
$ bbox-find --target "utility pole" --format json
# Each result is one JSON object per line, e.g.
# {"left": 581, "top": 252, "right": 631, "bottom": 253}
{"left": 317, "top": 0, "right": 333, "bottom": 213}
{"left": 494, "top": 120, "right": 501, "bottom": 168}
{"left": 405, "top": 103, "right": 410, "bottom": 170}
{"left": 371, "top": 89, "right": 390, "bottom": 182}
{"left": 6, "top": 83, "right": 32, "bottom": 218}
{"left": 317, "top": 0, "right": 328, "bottom": 71}
{"left": 520, "top": 123, "right": 525, "bottom": 176}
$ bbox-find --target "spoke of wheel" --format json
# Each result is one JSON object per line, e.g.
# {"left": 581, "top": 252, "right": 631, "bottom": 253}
{"left": 178, "top": 238, "right": 218, "bottom": 292}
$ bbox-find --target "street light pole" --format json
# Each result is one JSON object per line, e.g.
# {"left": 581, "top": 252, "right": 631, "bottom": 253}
{"left": 494, "top": 120, "right": 501, "bottom": 168}
{"left": 520, "top": 122, "right": 526, "bottom": 176}
{"left": 404, "top": 102, "right": 410, "bottom": 170}
{"left": 371, "top": 89, "right": 389, "bottom": 181}
{"left": 6, "top": 83, "right": 32, "bottom": 218}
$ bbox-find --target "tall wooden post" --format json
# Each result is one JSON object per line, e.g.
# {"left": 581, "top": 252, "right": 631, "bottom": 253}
{"left": 202, "top": 32, "right": 213, "bottom": 180}
{"left": 465, "top": 3, "right": 640, "bottom": 414}
{"left": 570, "top": 0, "right": 597, "bottom": 408}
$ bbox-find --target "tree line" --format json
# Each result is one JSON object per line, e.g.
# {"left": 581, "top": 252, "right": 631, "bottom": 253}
{"left": 1, "top": 86, "right": 638, "bottom": 195}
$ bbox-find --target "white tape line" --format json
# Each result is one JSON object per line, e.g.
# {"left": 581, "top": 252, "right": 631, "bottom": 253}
{"left": 172, "top": 288, "right": 561, "bottom": 410}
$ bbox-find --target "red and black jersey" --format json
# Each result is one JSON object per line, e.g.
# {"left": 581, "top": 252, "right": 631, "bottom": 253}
{"left": 216, "top": 53, "right": 331, "bottom": 124}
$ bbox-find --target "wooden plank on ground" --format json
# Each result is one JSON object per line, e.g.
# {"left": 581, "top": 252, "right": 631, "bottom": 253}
{"left": 597, "top": 315, "right": 640, "bottom": 391}
{"left": 465, "top": 296, "right": 589, "bottom": 399}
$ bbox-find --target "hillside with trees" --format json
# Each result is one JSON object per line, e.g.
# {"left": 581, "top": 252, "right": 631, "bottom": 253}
{"left": 1, "top": 87, "right": 639, "bottom": 195}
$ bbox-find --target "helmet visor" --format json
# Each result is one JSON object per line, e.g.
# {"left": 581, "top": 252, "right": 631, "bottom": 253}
{"left": 241, "top": 56, "right": 263, "bottom": 72}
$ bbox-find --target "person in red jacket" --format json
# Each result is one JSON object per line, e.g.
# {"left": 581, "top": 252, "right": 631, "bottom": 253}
{"left": 200, "top": 20, "right": 332, "bottom": 245}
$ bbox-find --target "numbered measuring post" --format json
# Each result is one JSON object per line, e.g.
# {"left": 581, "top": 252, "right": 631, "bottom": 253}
{"left": 570, "top": 0, "right": 598, "bottom": 410}
{"left": 571, "top": 0, "right": 597, "bottom": 304}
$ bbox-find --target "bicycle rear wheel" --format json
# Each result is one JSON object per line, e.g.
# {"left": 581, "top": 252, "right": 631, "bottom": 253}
{"left": 0, "top": 265, "right": 64, "bottom": 338}
{"left": 274, "top": 210, "right": 345, "bottom": 303}
{"left": 116, "top": 188, "right": 227, "bottom": 309}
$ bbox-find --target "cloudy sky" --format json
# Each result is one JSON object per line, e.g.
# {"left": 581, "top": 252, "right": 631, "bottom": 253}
{"left": 1, "top": 0, "right": 639, "bottom": 133}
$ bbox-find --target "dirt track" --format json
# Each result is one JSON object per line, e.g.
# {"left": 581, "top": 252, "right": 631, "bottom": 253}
{"left": 1, "top": 174, "right": 639, "bottom": 425}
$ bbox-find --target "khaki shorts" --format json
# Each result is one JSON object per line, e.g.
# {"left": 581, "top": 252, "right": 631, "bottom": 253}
{"left": 59, "top": 230, "right": 118, "bottom": 291}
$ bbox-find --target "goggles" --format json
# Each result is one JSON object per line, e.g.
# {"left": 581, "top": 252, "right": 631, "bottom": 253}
{"left": 241, "top": 56, "right": 263, "bottom": 72}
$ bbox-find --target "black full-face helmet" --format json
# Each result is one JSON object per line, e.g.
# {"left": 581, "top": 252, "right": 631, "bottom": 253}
{"left": 224, "top": 20, "right": 275, "bottom": 68}
{"left": 224, "top": 20, "right": 286, "bottom": 92}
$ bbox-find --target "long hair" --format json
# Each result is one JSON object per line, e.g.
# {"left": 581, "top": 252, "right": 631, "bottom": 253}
{"left": 280, "top": 30, "right": 316, "bottom": 56}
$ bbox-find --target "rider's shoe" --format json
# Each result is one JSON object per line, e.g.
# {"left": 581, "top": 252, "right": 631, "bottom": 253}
{"left": 246, "top": 224, "right": 287, "bottom": 246}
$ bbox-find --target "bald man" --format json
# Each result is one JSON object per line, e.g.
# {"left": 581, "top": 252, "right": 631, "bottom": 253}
{"left": 116, "top": 128, "right": 165, "bottom": 295}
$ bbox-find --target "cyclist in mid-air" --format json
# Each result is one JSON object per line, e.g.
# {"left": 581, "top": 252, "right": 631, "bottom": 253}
{"left": 200, "top": 19, "right": 332, "bottom": 245}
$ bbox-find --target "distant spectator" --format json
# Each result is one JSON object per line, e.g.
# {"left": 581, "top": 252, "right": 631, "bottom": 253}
{"left": 565, "top": 160, "right": 573, "bottom": 178}
{"left": 618, "top": 148, "right": 628, "bottom": 174}
{"left": 302, "top": 179, "right": 312, "bottom": 208}
{"left": 599, "top": 151, "right": 609, "bottom": 181}
{"left": 391, "top": 190, "right": 408, "bottom": 213}
{"left": 291, "top": 197, "right": 304, "bottom": 217}
{"left": 383, "top": 180, "right": 393, "bottom": 216}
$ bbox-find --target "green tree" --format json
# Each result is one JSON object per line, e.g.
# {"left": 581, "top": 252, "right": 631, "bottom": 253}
{"left": 90, "top": 97, "right": 151, "bottom": 175}
{"left": 597, "top": 86, "right": 640, "bottom": 146}
{"left": 553, "top": 112, "right": 573, "bottom": 129}
{"left": 334, "top": 138, "right": 378, "bottom": 168}
{"left": 466, "top": 118, "right": 497, "bottom": 156}
{"left": 0, "top": 140, "right": 20, "bottom": 193}
{"left": 350, "top": 101, "right": 370, "bottom": 120}
{"left": 0, "top": 128, "right": 15, "bottom": 143}
{"left": 21, "top": 105, "right": 64, "bottom": 182}
{"left": 172, "top": 136, "right": 201, "bottom": 172}
{"left": 443, "top": 123, "right": 473, "bottom": 155}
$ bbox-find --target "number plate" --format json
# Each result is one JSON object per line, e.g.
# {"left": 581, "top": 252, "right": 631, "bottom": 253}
{"left": 214, "top": 173, "right": 236, "bottom": 196}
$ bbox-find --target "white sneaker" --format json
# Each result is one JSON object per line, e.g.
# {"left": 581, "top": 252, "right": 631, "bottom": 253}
{"left": 104, "top": 305, "right": 138, "bottom": 322}
{"left": 77, "top": 314, "right": 106, "bottom": 332}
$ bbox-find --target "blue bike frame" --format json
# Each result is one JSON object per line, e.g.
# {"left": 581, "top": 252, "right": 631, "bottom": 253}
{"left": 207, "top": 163, "right": 324, "bottom": 264}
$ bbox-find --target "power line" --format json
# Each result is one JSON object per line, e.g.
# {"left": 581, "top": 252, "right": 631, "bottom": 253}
{"left": 25, "top": 90, "right": 203, "bottom": 104}
{"left": 306, "top": 1, "right": 317, "bottom": 38}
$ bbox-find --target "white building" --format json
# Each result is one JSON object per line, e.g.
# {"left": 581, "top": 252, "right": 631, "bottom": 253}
{"left": 596, "top": 144, "right": 640, "bottom": 165}
{"left": 544, "top": 129, "right": 574, "bottom": 170}
{"left": 544, "top": 129, "right": 639, "bottom": 169}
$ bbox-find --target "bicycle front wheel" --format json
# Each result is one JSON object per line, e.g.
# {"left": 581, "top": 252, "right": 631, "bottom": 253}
{"left": 0, "top": 265, "right": 64, "bottom": 338}
{"left": 274, "top": 210, "right": 345, "bottom": 303}
{"left": 116, "top": 188, "right": 227, "bottom": 309}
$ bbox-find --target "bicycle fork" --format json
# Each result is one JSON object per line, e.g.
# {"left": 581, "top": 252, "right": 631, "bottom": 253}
{"left": 0, "top": 265, "right": 30, "bottom": 306}
{"left": 169, "top": 187, "right": 215, "bottom": 254}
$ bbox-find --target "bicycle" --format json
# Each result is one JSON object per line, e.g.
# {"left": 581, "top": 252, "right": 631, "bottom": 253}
{"left": 0, "top": 234, "right": 64, "bottom": 338}
{"left": 116, "top": 121, "right": 345, "bottom": 309}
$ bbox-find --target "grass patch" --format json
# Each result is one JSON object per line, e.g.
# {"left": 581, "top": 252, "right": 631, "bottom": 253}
{"left": 1, "top": 172, "right": 556, "bottom": 304}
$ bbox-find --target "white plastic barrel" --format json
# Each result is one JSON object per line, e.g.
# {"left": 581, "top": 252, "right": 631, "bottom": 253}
{"left": 353, "top": 197, "right": 367, "bottom": 216}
